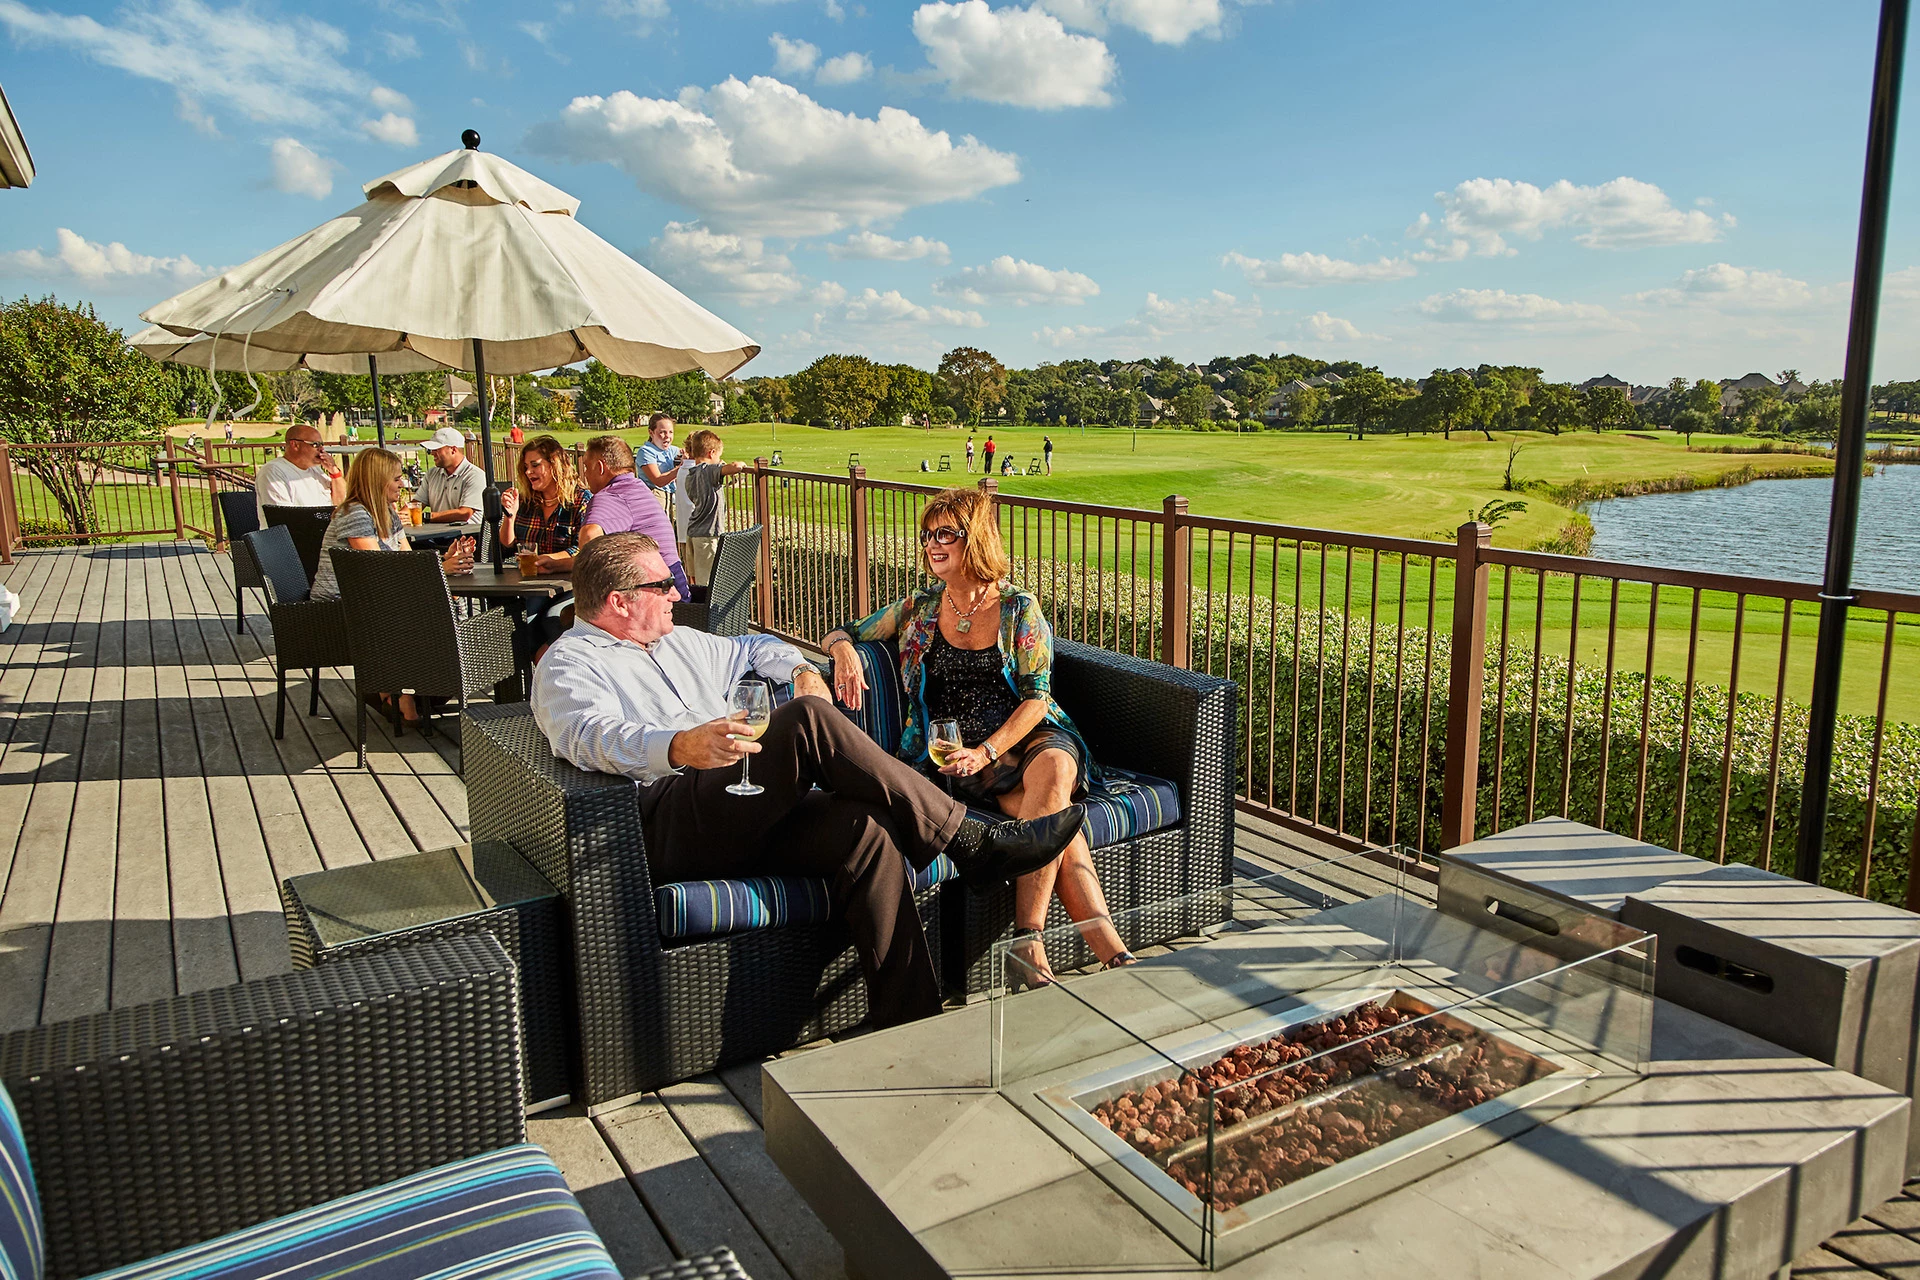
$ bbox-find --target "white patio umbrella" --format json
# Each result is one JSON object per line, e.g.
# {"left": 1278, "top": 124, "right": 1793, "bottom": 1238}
{"left": 130, "top": 326, "right": 451, "bottom": 445}
{"left": 139, "top": 130, "right": 760, "bottom": 480}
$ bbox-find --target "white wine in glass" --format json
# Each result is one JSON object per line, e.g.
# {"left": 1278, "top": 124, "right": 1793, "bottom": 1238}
{"left": 725, "top": 681, "right": 772, "bottom": 797}
{"left": 929, "top": 718, "right": 961, "bottom": 770}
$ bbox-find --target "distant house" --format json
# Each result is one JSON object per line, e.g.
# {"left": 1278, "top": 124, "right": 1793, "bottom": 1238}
{"left": 1717, "top": 371, "right": 1780, "bottom": 413}
{"left": 1138, "top": 394, "right": 1167, "bottom": 424}
{"left": 1628, "top": 385, "right": 1669, "bottom": 407}
{"left": 1578, "top": 373, "right": 1630, "bottom": 392}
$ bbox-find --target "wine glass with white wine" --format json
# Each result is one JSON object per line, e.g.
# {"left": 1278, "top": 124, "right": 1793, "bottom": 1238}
{"left": 929, "top": 718, "right": 962, "bottom": 771}
{"left": 725, "top": 680, "right": 772, "bottom": 797}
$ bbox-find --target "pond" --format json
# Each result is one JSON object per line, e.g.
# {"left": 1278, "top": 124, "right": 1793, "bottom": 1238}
{"left": 1585, "top": 464, "right": 1920, "bottom": 595}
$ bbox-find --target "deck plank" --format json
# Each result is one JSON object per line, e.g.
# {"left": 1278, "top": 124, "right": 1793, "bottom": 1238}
{"left": 527, "top": 1109, "right": 678, "bottom": 1278}
{"left": 112, "top": 547, "right": 174, "bottom": 1010}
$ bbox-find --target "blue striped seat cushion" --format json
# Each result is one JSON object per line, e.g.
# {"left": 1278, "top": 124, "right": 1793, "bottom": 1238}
{"left": 0, "top": 1084, "right": 43, "bottom": 1280}
{"left": 657, "top": 856, "right": 956, "bottom": 940}
{"left": 89, "top": 1145, "right": 616, "bottom": 1280}
{"left": 959, "top": 766, "right": 1182, "bottom": 852}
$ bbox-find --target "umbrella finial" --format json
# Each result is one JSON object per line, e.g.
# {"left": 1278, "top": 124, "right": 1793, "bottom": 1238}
{"left": 461, "top": 129, "right": 481, "bottom": 150}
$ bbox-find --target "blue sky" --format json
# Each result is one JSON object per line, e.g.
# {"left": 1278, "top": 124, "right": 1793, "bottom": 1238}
{"left": 2, "top": 0, "right": 1916, "bottom": 382}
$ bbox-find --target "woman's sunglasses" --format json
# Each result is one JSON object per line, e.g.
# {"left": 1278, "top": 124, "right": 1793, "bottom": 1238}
{"left": 918, "top": 526, "right": 967, "bottom": 546}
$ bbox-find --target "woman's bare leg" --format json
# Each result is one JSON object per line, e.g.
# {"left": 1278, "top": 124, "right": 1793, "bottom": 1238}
{"left": 999, "top": 749, "right": 1128, "bottom": 965}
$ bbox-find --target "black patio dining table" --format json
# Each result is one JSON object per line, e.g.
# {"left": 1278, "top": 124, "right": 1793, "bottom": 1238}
{"left": 444, "top": 562, "right": 572, "bottom": 599}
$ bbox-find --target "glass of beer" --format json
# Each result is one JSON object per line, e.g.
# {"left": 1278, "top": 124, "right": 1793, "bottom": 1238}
{"left": 517, "top": 550, "right": 539, "bottom": 577}
{"left": 929, "top": 719, "right": 962, "bottom": 770}
{"left": 725, "top": 680, "right": 772, "bottom": 796}
{"left": 407, "top": 502, "right": 423, "bottom": 527}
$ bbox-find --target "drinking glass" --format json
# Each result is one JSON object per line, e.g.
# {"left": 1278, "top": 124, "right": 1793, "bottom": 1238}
{"left": 929, "top": 718, "right": 962, "bottom": 770}
{"left": 725, "top": 680, "right": 773, "bottom": 797}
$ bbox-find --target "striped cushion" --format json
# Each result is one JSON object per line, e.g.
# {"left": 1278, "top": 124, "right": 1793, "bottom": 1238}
{"left": 835, "top": 639, "right": 905, "bottom": 753}
{"left": 960, "top": 767, "right": 1182, "bottom": 852}
{"left": 657, "top": 856, "right": 957, "bottom": 940}
{"left": 90, "top": 1145, "right": 616, "bottom": 1280}
{"left": 0, "top": 1084, "right": 42, "bottom": 1280}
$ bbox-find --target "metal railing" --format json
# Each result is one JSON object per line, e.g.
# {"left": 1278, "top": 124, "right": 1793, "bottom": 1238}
{"left": 743, "top": 462, "right": 1920, "bottom": 904}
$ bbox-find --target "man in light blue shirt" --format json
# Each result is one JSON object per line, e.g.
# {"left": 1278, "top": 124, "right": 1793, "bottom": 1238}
{"left": 533, "top": 533, "right": 1085, "bottom": 1027}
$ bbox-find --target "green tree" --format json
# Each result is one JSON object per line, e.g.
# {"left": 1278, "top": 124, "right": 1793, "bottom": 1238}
{"left": 575, "top": 359, "right": 629, "bottom": 428}
{"left": 1581, "top": 384, "right": 1634, "bottom": 431}
{"left": 1286, "top": 384, "right": 1327, "bottom": 429}
{"left": 657, "top": 370, "right": 714, "bottom": 424}
{"left": 1470, "top": 372, "right": 1515, "bottom": 440}
{"left": 745, "top": 375, "right": 793, "bottom": 422}
{"left": 1329, "top": 369, "right": 1402, "bottom": 440}
{"left": 1792, "top": 392, "right": 1841, "bottom": 436}
{"left": 1229, "top": 367, "right": 1276, "bottom": 429}
{"left": 383, "top": 371, "right": 445, "bottom": 424}
{"left": 271, "top": 370, "right": 321, "bottom": 425}
{"left": 311, "top": 371, "right": 372, "bottom": 418}
{"left": 1172, "top": 380, "right": 1211, "bottom": 427}
{"left": 1673, "top": 407, "right": 1714, "bottom": 445}
{"left": 794, "top": 354, "right": 891, "bottom": 428}
{"left": 937, "top": 346, "right": 1007, "bottom": 424}
{"left": 1734, "top": 382, "right": 1789, "bottom": 434}
{"left": 0, "top": 296, "right": 172, "bottom": 537}
{"left": 1687, "top": 378, "right": 1725, "bottom": 423}
{"left": 881, "top": 364, "right": 935, "bottom": 426}
{"left": 726, "top": 391, "right": 764, "bottom": 425}
{"left": 1423, "top": 369, "right": 1475, "bottom": 439}
{"left": 1523, "top": 383, "right": 1581, "bottom": 436}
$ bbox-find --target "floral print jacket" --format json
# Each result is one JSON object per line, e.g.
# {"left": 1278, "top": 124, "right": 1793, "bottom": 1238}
{"left": 844, "top": 580, "right": 1099, "bottom": 779}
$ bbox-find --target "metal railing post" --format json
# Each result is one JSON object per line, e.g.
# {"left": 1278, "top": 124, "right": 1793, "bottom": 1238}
{"left": 1441, "top": 521, "right": 1493, "bottom": 848}
{"left": 848, "top": 464, "right": 871, "bottom": 619}
{"left": 164, "top": 436, "right": 187, "bottom": 541}
{"left": 0, "top": 442, "right": 15, "bottom": 564}
{"left": 1161, "top": 495, "right": 1190, "bottom": 669}
{"left": 753, "top": 459, "right": 774, "bottom": 628}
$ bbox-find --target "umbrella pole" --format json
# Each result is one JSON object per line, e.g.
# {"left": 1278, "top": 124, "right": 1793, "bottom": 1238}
{"left": 473, "top": 339, "right": 496, "bottom": 485}
{"left": 1795, "top": 0, "right": 1909, "bottom": 887}
{"left": 368, "top": 355, "right": 386, "bottom": 449}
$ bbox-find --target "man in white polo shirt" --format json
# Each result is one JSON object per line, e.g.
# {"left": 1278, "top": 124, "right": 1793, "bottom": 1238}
{"left": 255, "top": 424, "right": 344, "bottom": 524}
{"left": 417, "top": 425, "right": 488, "bottom": 524}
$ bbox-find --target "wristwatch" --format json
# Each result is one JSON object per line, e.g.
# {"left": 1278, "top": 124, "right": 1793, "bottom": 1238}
{"left": 983, "top": 741, "right": 1000, "bottom": 764}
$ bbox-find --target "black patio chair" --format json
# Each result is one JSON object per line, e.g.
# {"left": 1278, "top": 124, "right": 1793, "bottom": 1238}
{"left": 330, "top": 548, "right": 515, "bottom": 768}
{"left": 242, "top": 525, "right": 352, "bottom": 739}
{"left": 671, "top": 524, "right": 760, "bottom": 637}
{"left": 938, "top": 454, "right": 951, "bottom": 471}
{"left": 262, "top": 503, "right": 333, "bottom": 587}
{"left": 218, "top": 490, "right": 264, "bottom": 633}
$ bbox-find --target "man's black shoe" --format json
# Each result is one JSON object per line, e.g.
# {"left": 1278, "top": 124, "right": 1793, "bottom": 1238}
{"left": 951, "top": 805, "right": 1086, "bottom": 885}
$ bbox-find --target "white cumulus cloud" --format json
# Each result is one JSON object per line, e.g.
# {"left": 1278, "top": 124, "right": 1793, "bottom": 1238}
{"left": 934, "top": 255, "right": 1099, "bottom": 306}
{"left": 1418, "top": 287, "right": 1627, "bottom": 331}
{"left": 769, "top": 32, "right": 818, "bottom": 74}
{"left": 269, "top": 136, "right": 333, "bottom": 199}
{"left": 1036, "top": 289, "right": 1261, "bottom": 352}
{"left": 0, "top": 227, "right": 214, "bottom": 289}
{"left": 1629, "top": 263, "right": 1820, "bottom": 311}
{"left": 1038, "top": 0, "right": 1235, "bottom": 44}
{"left": 1223, "top": 249, "right": 1416, "bottom": 287}
{"left": 1426, "top": 177, "right": 1733, "bottom": 256}
{"left": 526, "top": 76, "right": 1022, "bottom": 237}
{"left": 817, "top": 50, "right": 872, "bottom": 84}
{"left": 825, "top": 231, "right": 952, "bottom": 263}
{"left": 816, "top": 287, "right": 985, "bottom": 328}
{"left": 912, "top": 1, "right": 1116, "bottom": 109}
{"left": 1292, "top": 311, "right": 1381, "bottom": 343}
{"left": 361, "top": 111, "right": 418, "bottom": 146}
{"left": 379, "top": 30, "right": 419, "bottom": 59}
{"left": 0, "top": 0, "right": 413, "bottom": 138}
{"left": 647, "top": 221, "right": 810, "bottom": 306}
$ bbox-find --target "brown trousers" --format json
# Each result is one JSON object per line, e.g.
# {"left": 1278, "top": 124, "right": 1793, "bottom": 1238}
{"left": 639, "top": 696, "right": 967, "bottom": 1027}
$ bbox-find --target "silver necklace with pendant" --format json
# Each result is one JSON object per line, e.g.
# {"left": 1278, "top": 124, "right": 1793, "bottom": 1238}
{"left": 949, "top": 587, "right": 991, "bottom": 634}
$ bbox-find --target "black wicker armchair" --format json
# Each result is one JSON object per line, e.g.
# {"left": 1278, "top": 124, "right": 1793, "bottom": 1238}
{"left": 837, "top": 637, "right": 1236, "bottom": 997}
{"left": 263, "top": 503, "right": 333, "bottom": 587}
{"left": 331, "top": 548, "right": 516, "bottom": 768}
{"left": 242, "top": 525, "right": 352, "bottom": 739}
{"left": 1, "top": 934, "right": 527, "bottom": 1280}
{"left": 219, "top": 490, "right": 264, "bottom": 633}
{"left": 461, "top": 704, "right": 945, "bottom": 1109}
{"left": 671, "top": 525, "right": 761, "bottom": 637}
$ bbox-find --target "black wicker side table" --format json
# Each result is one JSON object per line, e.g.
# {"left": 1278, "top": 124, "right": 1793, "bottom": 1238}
{"left": 281, "top": 842, "right": 574, "bottom": 1108}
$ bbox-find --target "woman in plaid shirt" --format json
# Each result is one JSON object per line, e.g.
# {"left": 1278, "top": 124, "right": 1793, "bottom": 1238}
{"left": 498, "top": 435, "right": 589, "bottom": 566}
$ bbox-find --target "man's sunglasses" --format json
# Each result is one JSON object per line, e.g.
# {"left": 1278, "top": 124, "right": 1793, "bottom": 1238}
{"left": 616, "top": 577, "right": 678, "bottom": 597}
{"left": 918, "top": 526, "right": 967, "bottom": 546}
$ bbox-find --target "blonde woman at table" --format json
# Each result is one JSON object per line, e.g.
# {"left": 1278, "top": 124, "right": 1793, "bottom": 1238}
{"left": 821, "top": 487, "right": 1134, "bottom": 986}
{"left": 311, "top": 448, "right": 473, "bottom": 732}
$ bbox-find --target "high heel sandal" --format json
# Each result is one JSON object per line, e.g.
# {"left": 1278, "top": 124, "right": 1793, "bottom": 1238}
{"left": 1005, "top": 927, "right": 1055, "bottom": 991}
{"left": 1103, "top": 951, "right": 1138, "bottom": 969}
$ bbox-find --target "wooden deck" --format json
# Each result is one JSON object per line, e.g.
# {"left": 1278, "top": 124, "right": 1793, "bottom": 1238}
{"left": 0, "top": 543, "right": 1909, "bottom": 1280}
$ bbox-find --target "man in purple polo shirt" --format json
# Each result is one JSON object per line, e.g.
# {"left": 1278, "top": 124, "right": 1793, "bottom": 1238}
{"left": 574, "top": 435, "right": 691, "bottom": 599}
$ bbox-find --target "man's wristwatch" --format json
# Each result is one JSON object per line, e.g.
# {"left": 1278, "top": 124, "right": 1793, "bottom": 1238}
{"left": 983, "top": 741, "right": 1000, "bottom": 764}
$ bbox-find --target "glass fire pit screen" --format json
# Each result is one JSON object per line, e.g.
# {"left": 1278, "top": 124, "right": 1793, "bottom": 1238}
{"left": 989, "top": 852, "right": 1654, "bottom": 1269}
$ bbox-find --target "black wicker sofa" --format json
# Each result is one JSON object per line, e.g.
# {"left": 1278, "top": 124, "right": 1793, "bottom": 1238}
{"left": 0, "top": 934, "right": 621, "bottom": 1280}
{"left": 835, "top": 637, "right": 1237, "bottom": 994}
{"left": 461, "top": 704, "right": 947, "bottom": 1111}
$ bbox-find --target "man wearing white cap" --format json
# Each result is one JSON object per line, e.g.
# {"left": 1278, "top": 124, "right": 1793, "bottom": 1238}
{"left": 418, "top": 425, "right": 488, "bottom": 524}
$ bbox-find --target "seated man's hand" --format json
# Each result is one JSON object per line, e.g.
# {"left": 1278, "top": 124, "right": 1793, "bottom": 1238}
{"left": 791, "top": 667, "right": 831, "bottom": 701}
{"left": 669, "top": 717, "right": 760, "bottom": 770}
